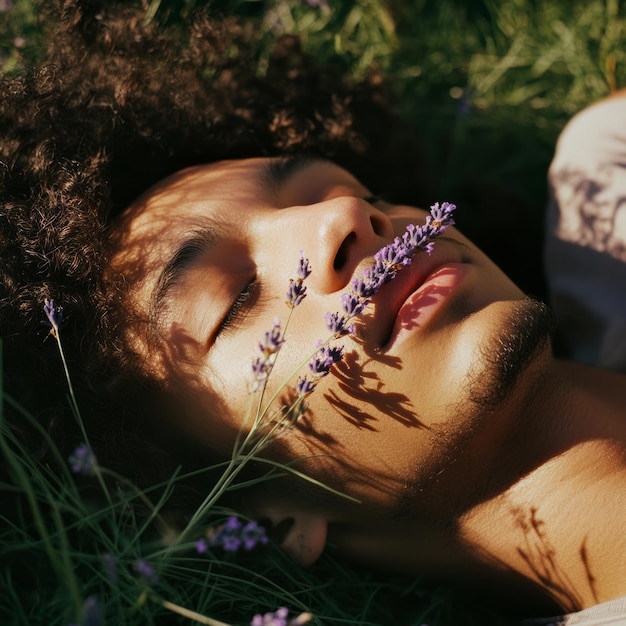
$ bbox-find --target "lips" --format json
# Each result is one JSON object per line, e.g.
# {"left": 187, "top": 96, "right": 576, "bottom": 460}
{"left": 365, "top": 242, "right": 464, "bottom": 349}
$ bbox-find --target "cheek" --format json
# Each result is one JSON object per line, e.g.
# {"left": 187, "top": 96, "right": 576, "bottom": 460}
{"left": 263, "top": 347, "right": 439, "bottom": 505}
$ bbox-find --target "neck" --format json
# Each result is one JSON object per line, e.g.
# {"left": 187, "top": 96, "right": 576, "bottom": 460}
{"left": 460, "top": 358, "right": 626, "bottom": 613}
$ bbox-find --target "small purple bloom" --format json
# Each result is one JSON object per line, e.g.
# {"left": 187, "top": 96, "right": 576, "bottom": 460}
{"left": 428, "top": 201, "right": 456, "bottom": 228}
{"left": 324, "top": 311, "right": 354, "bottom": 337}
{"left": 296, "top": 252, "right": 312, "bottom": 280}
{"left": 286, "top": 253, "right": 312, "bottom": 308}
{"left": 260, "top": 319, "right": 285, "bottom": 358}
{"left": 204, "top": 516, "right": 269, "bottom": 554}
{"left": 242, "top": 520, "right": 270, "bottom": 551}
{"left": 308, "top": 343, "right": 343, "bottom": 377}
{"left": 224, "top": 516, "right": 243, "bottom": 532}
{"left": 251, "top": 607, "right": 312, "bottom": 626}
{"left": 286, "top": 279, "right": 307, "bottom": 308}
{"left": 252, "top": 318, "right": 285, "bottom": 389}
{"left": 68, "top": 444, "right": 97, "bottom": 476}
{"left": 341, "top": 292, "right": 366, "bottom": 317}
{"left": 222, "top": 534, "right": 242, "bottom": 552}
{"left": 195, "top": 538, "right": 208, "bottom": 554}
{"left": 296, "top": 376, "right": 316, "bottom": 396}
{"left": 44, "top": 298, "right": 64, "bottom": 332}
{"left": 133, "top": 559, "right": 159, "bottom": 586}
{"left": 81, "top": 595, "right": 103, "bottom": 626}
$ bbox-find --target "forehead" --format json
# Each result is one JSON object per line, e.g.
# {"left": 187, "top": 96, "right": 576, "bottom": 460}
{"left": 113, "top": 159, "right": 266, "bottom": 263}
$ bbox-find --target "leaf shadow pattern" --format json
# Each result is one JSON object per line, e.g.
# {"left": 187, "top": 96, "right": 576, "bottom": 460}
{"left": 322, "top": 349, "right": 425, "bottom": 431}
{"left": 512, "top": 506, "right": 599, "bottom": 613}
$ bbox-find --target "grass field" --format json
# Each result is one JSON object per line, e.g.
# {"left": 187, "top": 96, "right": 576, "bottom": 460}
{"left": 1, "top": 1, "right": 624, "bottom": 625}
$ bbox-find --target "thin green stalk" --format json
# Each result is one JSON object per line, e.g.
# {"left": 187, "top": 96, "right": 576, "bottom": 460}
{"left": 53, "top": 331, "right": 115, "bottom": 514}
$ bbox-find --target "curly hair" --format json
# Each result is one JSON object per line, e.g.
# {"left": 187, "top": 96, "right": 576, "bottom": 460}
{"left": 0, "top": 0, "right": 430, "bottom": 486}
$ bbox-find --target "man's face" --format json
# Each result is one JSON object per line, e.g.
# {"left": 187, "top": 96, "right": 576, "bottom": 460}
{"left": 111, "top": 156, "right": 551, "bottom": 526}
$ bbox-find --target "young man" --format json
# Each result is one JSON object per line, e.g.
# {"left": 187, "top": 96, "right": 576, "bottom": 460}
{"left": 1, "top": 2, "right": 625, "bottom": 624}
{"left": 108, "top": 135, "right": 626, "bottom": 624}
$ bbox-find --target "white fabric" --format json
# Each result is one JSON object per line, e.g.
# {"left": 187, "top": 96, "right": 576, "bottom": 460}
{"left": 545, "top": 94, "right": 626, "bottom": 372}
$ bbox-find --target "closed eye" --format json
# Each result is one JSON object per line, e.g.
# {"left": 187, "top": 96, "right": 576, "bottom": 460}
{"left": 216, "top": 276, "right": 258, "bottom": 336}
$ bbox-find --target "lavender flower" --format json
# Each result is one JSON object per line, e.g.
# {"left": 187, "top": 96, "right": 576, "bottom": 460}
{"left": 251, "top": 607, "right": 313, "bottom": 626}
{"left": 286, "top": 252, "right": 312, "bottom": 308}
{"left": 133, "top": 559, "right": 159, "bottom": 586}
{"left": 43, "top": 298, "right": 64, "bottom": 333}
{"left": 70, "top": 595, "right": 102, "bottom": 626}
{"left": 68, "top": 443, "right": 97, "bottom": 476}
{"left": 197, "top": 516, "right": 269, "bottom": 554}
{"left": 252, "top": 318, "right": 285, "bottom": 390}
{"left": 325, "top": 201, "right": 456, "bottom": 338}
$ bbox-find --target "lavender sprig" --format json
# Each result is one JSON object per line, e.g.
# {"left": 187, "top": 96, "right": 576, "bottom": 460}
{"left": 285, "top": 251, "right": 312, "bottom": 308}
{"left": 323, "top": 201, "right": 456, "bottom": 342}
{"left": 295, "top": 201, "right": 456, "bottom": 401}
{"left": 251, "top": 318, "right": 286, "bottom": 391}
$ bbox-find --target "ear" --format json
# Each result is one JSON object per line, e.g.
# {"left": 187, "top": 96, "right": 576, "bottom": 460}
{"left": 262, "top": 506, "right": 328, "bottom": 567}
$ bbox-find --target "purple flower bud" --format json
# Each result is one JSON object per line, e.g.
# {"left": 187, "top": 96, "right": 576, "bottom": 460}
{"left": 429, "top": 201, "right": 456, "bottom": 226}
{"left": 259, "top": 319, "right": 285, "bottom": 358}
{"left": 286, "top": 279, "right": 307, "bottom": 308}
{"left": 286, "top": 253, "right": 311, "bottom": 308}
{"left": 195, "top": 539, "right": 208, "bottom": 554}
{"left": 351, "top": 272, "right": 379, "bottom": 300}
{"left": 81, "top": 595, "right": 103, "bottom": 626}
{"left": 68, "top": 444, "right": 97, "bottom": 476}
{"left": 43, "top": 298, "right": 64, "bottom": 332}
{"left": 250, "top": 607, "right": 312, "bottom": 626}
{"left": 224, "top": 516, "right": 243, "bottom": 531}
{"left": 252, "top": 318, "right": 285, "bottom": 388}
{"left": 324, "top": 312, "right": 354, "bottom": 336}
{"left": 242, "top": 520, "right": 270, "bottom": 550}
{"left": 296, "top": 252, "right": 312, "bottom": 280}
{"left": 341, "top": 292, "right": 366, "bottom": 317}
{"left": 222, "top": 535, "right": 242, "bottom": 552}
{"left": 133, "top": 559, "right": 159, "bottom": 586}
{"left": 296, "top": 376, "right": 316, "bottom": 396}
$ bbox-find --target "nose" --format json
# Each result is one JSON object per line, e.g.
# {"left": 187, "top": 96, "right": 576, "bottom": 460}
{"left": 268, "top": 196, "right": 394, "bottom": 294}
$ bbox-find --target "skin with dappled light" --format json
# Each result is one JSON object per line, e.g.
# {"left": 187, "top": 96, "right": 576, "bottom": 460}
{"left": 109, "top": 155, "right": 626, "bottom": 615}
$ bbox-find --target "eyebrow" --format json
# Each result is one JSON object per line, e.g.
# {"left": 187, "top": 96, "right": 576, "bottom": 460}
{"left": 263, "top": 153, "right": 325, "bottom": 192}
{"left": 150, "top": 224, "right": 219, "bottom": 327}
{"left": 149, "top": 154, "right": 326, "bottom": 328}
